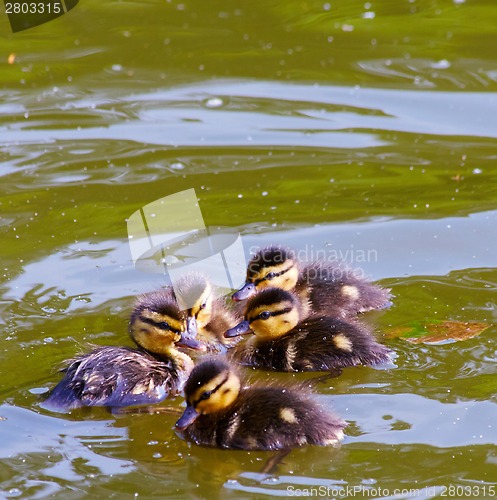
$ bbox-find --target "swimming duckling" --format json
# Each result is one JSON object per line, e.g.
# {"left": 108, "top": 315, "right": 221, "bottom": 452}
{"left": 175, "top": 357, "right": 346, "bottom": 450}
{"left": 226, "top": 287, "right": 392, "bottom": 372}
{"left": 173, "top": 273, "right": 241, "bottom": 353}
{"left": 232, "top": 246, "right": 391, "bottom": 319}
{"left": 42, "top": 288, "right": 204, "bottom": 412}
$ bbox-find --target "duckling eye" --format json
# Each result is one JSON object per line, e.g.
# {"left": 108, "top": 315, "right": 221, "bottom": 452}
{"left": 157, "top": 321, "right": 170, "bottom": 330}
{"left": 199, "top": 301, "right": 207, "bottom": 310}
{"left": 259, "top": 311, "right": 271, "bottom": 320}
{"left": 198, "top": 390, "right": 211, "bottom": 402}
{"left": 265, "top": 272, "right": 276, "bottom": 280}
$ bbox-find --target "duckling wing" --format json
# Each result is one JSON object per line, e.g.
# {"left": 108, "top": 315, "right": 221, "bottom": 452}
{"left": 290, "top": 317, "right": 392, "bottom": 370}
{"left": 219, "top": 388, "right": 346, "bottom": 450}
{"left": 300, "top": 262, "right": 391, "bottom": 318}
{"left": 228, "top": 339, "right": 289, "bottom": 371}
{"left": 42, "top": 346, "right": 181, "bottom": 411}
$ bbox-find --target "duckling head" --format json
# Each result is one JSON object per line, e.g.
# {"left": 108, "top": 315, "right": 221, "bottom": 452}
{"left": 232, "top": 246, "right": 299, "bottom": 301}
{"left": 130, "top": 288, "right": 206, "bottom": 354}
{"left": 176, "top": 358, "right": 241, "bottom": 429}
{"left": 174, "top": 273, "right": 214, "bottom": 336}
{"left": 226, "top": 287, "right": 301, "bottom": 341}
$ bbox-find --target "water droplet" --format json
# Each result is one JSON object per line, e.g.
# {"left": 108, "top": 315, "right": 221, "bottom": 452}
{"left": 205, "top": 97, "right": 223, "bottom": 108}
{"left": 431, "top": 59, "right": 450, "bottom": 69}
{"left": 170, "top": 162, "right": 185, "bottom": 171}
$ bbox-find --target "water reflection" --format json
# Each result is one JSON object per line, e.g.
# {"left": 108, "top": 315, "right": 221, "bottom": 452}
{"left": 0, "top": 404, "right": 133, "bottom": 498}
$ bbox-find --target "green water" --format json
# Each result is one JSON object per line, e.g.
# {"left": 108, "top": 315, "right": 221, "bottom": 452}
{"left": 1, "top": 0, "right": 496, "bottom": 498}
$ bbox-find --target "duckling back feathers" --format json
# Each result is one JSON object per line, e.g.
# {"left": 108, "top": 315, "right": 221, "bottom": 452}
{"left": 229, "top": 287, "right": 392, "bottom": 372}
{"left": 232, "top": 315, "right": 391, "bottom": 371}
{"left": 43, "top": 345, "right": 187, "bottom": 411}
{"left": 178, "top": 358, "right": 346, "bottom": 450}
{"left": 184, "top": 385, "right": 346, "bottom": 450}
{"left": 300, "top": 261, "right": 391, "bottom": 318}
{"left": 237, "top": 245, "right": 391, "bottom": 318}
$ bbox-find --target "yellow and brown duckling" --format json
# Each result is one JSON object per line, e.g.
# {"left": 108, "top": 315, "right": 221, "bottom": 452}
{"left": 42, "top": 288, "right": 204, "bottom": 412}
{"left": 173, "top": 273, "right": 241, "bottom": 353}
{"left": 175, "top": 357, "right": 346, "bottom": 450}
{"left": 232, "top": 246, "right": 391, "bottom": 319}
{"left": 226, "top": 287, "right": 392, "bottom": 372}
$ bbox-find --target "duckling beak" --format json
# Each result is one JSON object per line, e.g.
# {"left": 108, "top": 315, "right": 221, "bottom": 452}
{"left": 175, "top": 405, "right": 200, "bottom": 430}
{"left": 224, "top": 320, "right": 252, "bottom": 338}
{"left": 177, "top": 332, "right": 207, "bottom": 352}
{"left": 232, "top": 282, "right": 256, "bottom": 301}
{"left": 177, "top": 316, "right": 207, "bottom": 351}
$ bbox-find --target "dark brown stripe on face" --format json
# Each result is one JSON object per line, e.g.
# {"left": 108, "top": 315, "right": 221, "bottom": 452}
{"left": 193, "top": 372, "right": 229, "bottom": 408}
{"left": 139, "top": 316, "right": 181, "bottom": 334}
{"left": 250, "top": 306, "right": 293, "bottom": 323}
{"left": 252, "top": 265, "right": 294, "bottom": 286}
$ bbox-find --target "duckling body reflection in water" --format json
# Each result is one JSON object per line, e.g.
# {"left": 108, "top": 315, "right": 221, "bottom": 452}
{"left": 42, "top": 288, "right": 204, "bottom": 412}
{"left": 226, "top": 288, "right": 392, "bottom": 372}
{"left": 176, "top": 358, "right": 346, "bottom": 450}
{"left": 233, "top": 246, "right": 391, "bottom": 319}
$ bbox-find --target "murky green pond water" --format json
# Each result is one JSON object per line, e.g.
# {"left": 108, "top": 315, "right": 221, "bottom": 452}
{"left": 1, "top": 1, "right": 497, "bottom": 498}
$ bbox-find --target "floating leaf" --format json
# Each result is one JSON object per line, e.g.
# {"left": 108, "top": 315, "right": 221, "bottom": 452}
{"left": 385, "top": 320, "right": 492, "bottom": 344}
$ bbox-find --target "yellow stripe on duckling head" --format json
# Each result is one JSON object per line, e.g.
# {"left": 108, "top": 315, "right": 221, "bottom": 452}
{"left": 130, "top": 312, "right": 185, "bottom": 355}
{"left": 245, "top": 288, "right": 301, "bottom": 340}
{"left": 185, "top": 359, "right": 241, "bottom": 415}
{"left": 246, "top": 246, "right": 299, "bottom": 291}
{"left": 251, "top": 263, "right": 299, "bottom": 292}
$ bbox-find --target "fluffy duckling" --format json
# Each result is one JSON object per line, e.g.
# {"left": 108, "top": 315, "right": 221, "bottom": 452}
{"left": 226, "top": 287, "right": 392, "bottom": 372}
{"left": 175, "top": 358, "right": 346, "bottom": 450}
{"left": 42, "top": 288, "right": 204, "bottom": 412}
{"left": 173, "top": 273, "right": 241, "bottom": 353}
{"left": 232, "top": 246, "right": 391, "bottom": 319}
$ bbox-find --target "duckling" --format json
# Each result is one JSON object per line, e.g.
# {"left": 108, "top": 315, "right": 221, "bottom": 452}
{"left": 226, "top": 287, "right": 392, "bottom": 372}
{"left": 173, "top": 273, "right": 241, "bottom": 353}
{"left": 42, "top": 288, "right": 204, "bottom": 412}
{"left": 175, "top": 357, "right": 346, "bottom": 450}
{"left": 232, "top": 246, "right": 391, "bottom": 319}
